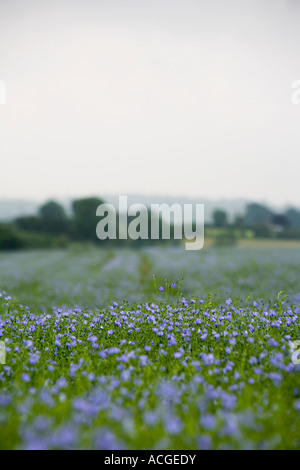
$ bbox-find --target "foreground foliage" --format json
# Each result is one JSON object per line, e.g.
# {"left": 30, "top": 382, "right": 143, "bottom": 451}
{"left": 0, "top": 289, "right": 300, "bottom": 449}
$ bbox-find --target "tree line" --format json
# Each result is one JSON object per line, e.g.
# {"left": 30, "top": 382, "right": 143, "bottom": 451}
{"left": 211, "top": 203, "right": 300, "bottom": 237}
{"left": 1, "top": 198, "right": 300, "bottom": 250}
{"left": 0, "top": 197, "right": 182, "bottom": 250}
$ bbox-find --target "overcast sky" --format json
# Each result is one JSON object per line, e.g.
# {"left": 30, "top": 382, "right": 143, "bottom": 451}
{"left": 0, "top": 0, "right": 300, "bottom": 206}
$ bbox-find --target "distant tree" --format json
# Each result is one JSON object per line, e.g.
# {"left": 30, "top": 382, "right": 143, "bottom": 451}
{"left": 39, "top": 201, "right": 67, "bottom": 220}
{"left": 233, "top": 214, "right": 244, "bottom": 227}
{"left": 271, "top": 214, "right": 289, "bottom": 228}
{"left": 212, "top": 209, "right": 228, "bottom": 228}
{"left": 244, "top": 203, "right": 273, "bottom": 227}
{"left": 0, "top": 224, "right": 24, "bottom": 250}
{"left": 38, "top": 201, "right": 69, "bottom": 235}
{"left": 72, "top": 197, "right": 105, "bottom": 241}
{"left": 233, "top": 214, "right": 245, "bottom": 236}
{"left": 285, "top": 208, "right": 300, "bottom": 229}
{"left": 15, "top": 216, "right": 42, "bottom": 233}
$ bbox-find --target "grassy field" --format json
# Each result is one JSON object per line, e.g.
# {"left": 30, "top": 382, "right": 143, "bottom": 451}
{"left": 0, "top": 241, "right": 300, "bottom": 309}
{"left": 0, "top": 242, "right": 300, "bottom": 449}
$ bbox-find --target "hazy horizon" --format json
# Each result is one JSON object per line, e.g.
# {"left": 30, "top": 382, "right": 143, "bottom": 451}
{"left": 1, "top": 0, "right": 300, "bottom": 206}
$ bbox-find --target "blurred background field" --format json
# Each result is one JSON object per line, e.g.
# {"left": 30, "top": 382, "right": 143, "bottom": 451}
{"left": 1, "top": 239, "right": 300, "bottom": 311}
{"left": 1, "top": 196, "right": 300, "bottom": 311}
